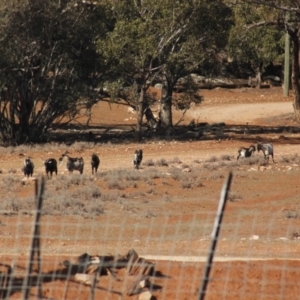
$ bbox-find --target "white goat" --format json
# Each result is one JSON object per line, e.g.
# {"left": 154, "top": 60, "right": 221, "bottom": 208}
{"left": 59, "top": 152, "right": 84, "bottom": 174}
{"left": 237, "top": 145, "right": 256, "bottom": 161}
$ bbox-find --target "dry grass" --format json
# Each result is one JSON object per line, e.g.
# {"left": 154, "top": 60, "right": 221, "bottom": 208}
{"left": 144, "top": 159, "right": 155, "bottom": 167}
{"left": 228, "top": 191, "right": 243, "bottom": 201}
{"left": 279, "top": 154, "right": 300, "bottom": 164}
{"left": 155, "top": 158, "right": 169, "bottom": 167}
{"left": 206, "top": 156, "right": 219, "bottom": 163}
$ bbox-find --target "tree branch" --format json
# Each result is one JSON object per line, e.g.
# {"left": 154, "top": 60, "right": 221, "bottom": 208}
{"left": 244, "top": 0, "right": 300, "bottom": 13}
{"left": 246, "top": 20, "right": 285, "bottom": 30}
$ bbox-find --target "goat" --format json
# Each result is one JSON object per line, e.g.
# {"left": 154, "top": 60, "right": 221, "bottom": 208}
{"left": 257, "top": 142, "right": 275, "bottom": 163}
{"left": 237, "top": 145, "right": 256, "bottom": 161}
{"left": 44, "top": 158, "right": 57, "bottom": 178}
{"left": 22, "top": 157, "right": 34, "bottom": 178}
{"left": 133, "top": 149, "right": 143, "bottom": 169}
{"left": 91, "top": 153, "right": 100, "bottom": 174}
{"left": 59, "top": 152, "right": 84, "bottom": 174}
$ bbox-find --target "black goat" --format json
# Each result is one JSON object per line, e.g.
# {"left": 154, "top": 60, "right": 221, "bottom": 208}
{"left": 257, "top": 142, "right": 275, "bottom": 163}
{"left": 91, "top": 153, "right": 100, "bottom": 174}
{"left": 44, "top": 158, "right": 58, "bottom": 178}
{"left": 133, "top": 149, "right": 143, "bottom": 169}
{"left": 22, "top": 157, "right": 34, "bottom": 178}
{"left": 59, "top": 152, "right": 84, "bottom": 174}
{"left": 237, "top": 145, "right": 256, "bottom": 161}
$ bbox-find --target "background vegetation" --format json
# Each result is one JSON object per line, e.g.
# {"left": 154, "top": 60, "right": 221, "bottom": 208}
{"left": 0, "top": 0, "right": 296, "bottom": 145}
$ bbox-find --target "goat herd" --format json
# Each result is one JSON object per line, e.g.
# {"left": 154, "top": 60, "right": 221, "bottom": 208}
{"left": 237, "top": 142, "right": 275, "bottom": 163}
{"left": 20, "top": 142, "right": 273, "bottom": 179}
{"left": 21, "top": 149, "right": 144, "bottom": 179}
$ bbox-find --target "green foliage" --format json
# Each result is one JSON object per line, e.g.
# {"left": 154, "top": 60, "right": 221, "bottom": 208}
{"left": 0, "top": 0, "right": 110, "bottom": 144}
{"left": 98, "top": 0, "right": 233, "bottom": 130}
{"left": 227, "top": 2, "right": 285, "bottom": 70}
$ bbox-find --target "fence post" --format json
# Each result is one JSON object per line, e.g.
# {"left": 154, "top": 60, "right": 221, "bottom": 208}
{"left": 198, "top": 172, "right": 233, "bottom": 300}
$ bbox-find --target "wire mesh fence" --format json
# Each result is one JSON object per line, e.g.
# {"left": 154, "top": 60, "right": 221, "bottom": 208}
{"left": 1, "top": 158, "right": 300, "bottom": 299}
{"left": 0, "top": 171, "right": 300, "bottom": 299}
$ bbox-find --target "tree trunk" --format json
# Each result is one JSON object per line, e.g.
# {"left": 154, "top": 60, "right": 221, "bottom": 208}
{"left": 159, "top": 78, "right": 173, "bottom": 128}
{"left": 255, "top": 71, "right": 262, "bottom": 88}
{"left": 136, "top": 88, "right": 145, "bottom": 141}
{"left": 291, "top": 30, "right": 300, "bottom": 122}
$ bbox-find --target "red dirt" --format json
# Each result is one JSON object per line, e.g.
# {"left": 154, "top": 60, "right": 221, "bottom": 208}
{"left": 1, "top": 86, "right": 300, "bottom": 299}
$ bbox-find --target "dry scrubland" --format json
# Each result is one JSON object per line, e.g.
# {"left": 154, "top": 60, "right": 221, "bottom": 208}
{"left": 1, "top": 87, "right": 300, "bottom": 299}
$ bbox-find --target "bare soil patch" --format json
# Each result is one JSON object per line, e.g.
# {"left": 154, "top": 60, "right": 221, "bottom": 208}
{"left": 0, "top": 86, "right": 300, "bottom": 299}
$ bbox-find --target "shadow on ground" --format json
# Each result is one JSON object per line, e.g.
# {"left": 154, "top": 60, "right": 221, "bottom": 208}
{"left": 47, "top": 122, "right": 300, "bottom": 146}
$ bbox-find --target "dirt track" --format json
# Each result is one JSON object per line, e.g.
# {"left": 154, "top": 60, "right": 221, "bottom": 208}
{"left": 189, "top": 101, "right": 293, "bottom": 125}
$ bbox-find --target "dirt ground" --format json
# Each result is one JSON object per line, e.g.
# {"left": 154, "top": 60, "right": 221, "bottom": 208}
{"left": 1, "top": 86, "right": 300, "bottom": 299}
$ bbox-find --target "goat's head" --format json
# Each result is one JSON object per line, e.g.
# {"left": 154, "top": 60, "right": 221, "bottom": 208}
{"left": 24, "top": 157, "right": 32, "bottom": 166}
{"left": 59, "top": 151, "right": 70, "bottom": 162}
{"left": 257, "top": 143, "right": 263, "bottom": 152}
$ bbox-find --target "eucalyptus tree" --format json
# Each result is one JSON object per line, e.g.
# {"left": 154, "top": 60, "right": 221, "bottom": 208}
{"left": 227, "top": 1, "right": 284, "bottom": 87}
{"left": 0, "top": 0, "right": 110, "bottom": 144}
{"left": 231, "top": 1, "right": 300, "bottom": 122}
{"left": 158, "top": 0, "right": 233, "bottom": 128}
{"left": 98, "top": 0, "right": 167, "bottom": 140}
{"left": 99, "top": 0, "right": 234, "bottom": 136}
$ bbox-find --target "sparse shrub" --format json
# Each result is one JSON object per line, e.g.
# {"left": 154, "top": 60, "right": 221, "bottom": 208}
{"left": 283, "top": 210, "right": 300, "bottom": 219}
{"left": 0, "top": 196, "right": 35, "bottom": 213}
{"left": 163, "top": 195, "right": 172, "bottom": 202}
{"left": 65, "top": 173, "right": 91, "bottom": 186}
{"left": 194, "top": 178, "right": 204, "bottom": 187}
{"left": 206, "top": 156, "right": 218, "bottom": 163}
{"left": 144, "top": 159, "right": 155, "bottom": 167}
{"left": 194, "top": 159, "right": 201, "bottom": 164}
{"left": 208, "top": 172, "right": 225, "bottom": 180}
{"left": 202, "top": 163, "right": 219, "bottom": 171}
{"left": 8, "top": 168, "right": 17, "bottom": 174}
{"left": 107, "top": 180, "right": 125, "bottom": 190}
{"left": 221, "top": 154, "right": 232, "bottom": 161}
{"left": 234, "top": 171, "right": 249, "bottom": 178}
{"left": 216, "top": 161, "right": 227, "bottom": 168}
{"left": 156, "top": 158, "right": 168, "bottom": 167}
{"left": 289, "top": 230, "right": 300, "bottom": 240}
{"left": 237, "top": 156, "right": 267, "bottom": 167}
{"left": 180, "top": 176, "right": 203, "bottom": 189}
{"left": 162, "top": 181, "right": 171, "bottom": 185}
{"left": 145, "top": 210, "right": 157, "bottom": 218}
{"left": 181, "top": 179, "right": 193, "bottom": 189}
{"left": 143, "top": 168, "right": 162, "bottom": 179}
{"left": 101, "top": 191, "right": 120, "bottom": 202}
{"left": 123, "top": 169, "right": 142, "bottom": 181}
{"left": 226, "top": 161, "right": 238, "bottom": 168}
{"left": 182, "top": 163, "right": 190, "bottom": 169}
{"left": 228, "top": 192, "right": 243, "bottom": 201}
{"left": 168, "top": 157, "right": 182, "bottom": 164}
{"left": 146, "top": 188, "right": 156, "bottom": 195}
{"left": 91, "top": 187, "right": 101, "bottom": 198}
{"left": 72, "top": 141, "right": 94, "bottom": 152}
{"left": 73, "top": 186, "right": 102, "bottom": 200}
{"left": 168, "top": 167, "right": 183, "bottom": 181}
{"left": 280, "top": 154, "right": 300, "bottom": 164}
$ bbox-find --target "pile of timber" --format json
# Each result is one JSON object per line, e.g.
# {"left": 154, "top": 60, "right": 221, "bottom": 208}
{"left": 62, "top": 249, "right": 159, "bottom": 298}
